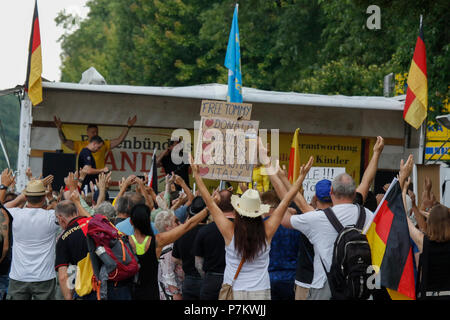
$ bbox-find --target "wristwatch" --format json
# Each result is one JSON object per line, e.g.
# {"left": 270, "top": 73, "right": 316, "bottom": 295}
{"left": 0, "top": 184, "right": 7, "bottom": 190}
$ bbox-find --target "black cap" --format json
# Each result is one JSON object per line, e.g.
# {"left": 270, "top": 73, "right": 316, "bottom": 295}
{"left": 188, "top": 196, "right": 206, "bottom": 216}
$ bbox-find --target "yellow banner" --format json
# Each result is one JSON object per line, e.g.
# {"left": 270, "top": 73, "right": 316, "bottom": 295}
{"left": 278, "top": 133, "right": 362, "bottom": 183}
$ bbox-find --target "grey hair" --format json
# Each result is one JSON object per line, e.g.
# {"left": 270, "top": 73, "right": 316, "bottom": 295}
{"left": 115, "top": 196, "right": 130, "bottom": 214}
{"left": 332, "top": 173, "right": 356, "bottom": 199}
{"left": 55, "top": 200, "right": 77, "bottom": 218}
{"left": 154, "top": 210, "right": 175, "bottom": 233}
{"left": 95, "top": 202, "right": 116, "bottom": 222}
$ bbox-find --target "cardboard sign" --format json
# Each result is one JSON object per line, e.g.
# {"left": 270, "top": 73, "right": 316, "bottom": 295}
{"left": 195, "top": 116, "right": 259, "bottom": 182}
{"left": 200, "top": 100, "right": 252, "bottom": 120}
{"left": 302, "top": 166, "right": 346, "bottom": 203}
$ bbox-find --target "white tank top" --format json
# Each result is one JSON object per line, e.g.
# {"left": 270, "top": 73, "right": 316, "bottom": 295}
{"left": 223, "top": 235, "right": 271, "bottom": 291}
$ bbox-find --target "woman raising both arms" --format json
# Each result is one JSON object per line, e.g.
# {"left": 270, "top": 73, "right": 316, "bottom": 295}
{"left": 189, "top": 149, "right": 313, "bottom": 300}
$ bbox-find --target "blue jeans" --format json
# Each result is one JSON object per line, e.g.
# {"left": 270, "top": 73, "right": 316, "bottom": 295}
{"left": 74, "top": 282, "right": 132, "bottom": 300}
{"left": 182, "top": 275, "right": 203, "bottom": 300}
{"left": 0, "top": 275, "right": 9, "bottom": 300}
{"left": 270, "top": 280, "right": 295, "bottom": 300}
{"left": 200, "top": 273, "right": 223, "bottom": 300}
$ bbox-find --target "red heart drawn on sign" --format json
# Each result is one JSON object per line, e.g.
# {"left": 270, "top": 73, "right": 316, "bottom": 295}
{"left": 205, "top": 119, "right": 214, "bottom": 127}
{"left": 202, "top": 143, "right": 209, "bottom": 150}
{"left": 199, "top": 167, "right": 209, "bottom": 176}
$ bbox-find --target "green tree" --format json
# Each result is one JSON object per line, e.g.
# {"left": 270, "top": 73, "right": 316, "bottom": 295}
{"left": 57, "top": 0, "right": 449, "bottom": 119}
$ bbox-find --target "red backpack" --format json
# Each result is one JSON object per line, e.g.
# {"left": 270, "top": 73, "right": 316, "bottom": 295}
{"left": 86, "top": 214, "right": 139, "bottom": 299}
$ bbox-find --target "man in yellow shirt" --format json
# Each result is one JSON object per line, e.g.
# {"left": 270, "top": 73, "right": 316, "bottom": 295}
{"left": 53, "top": 115, "right": 137, "bottom": 169}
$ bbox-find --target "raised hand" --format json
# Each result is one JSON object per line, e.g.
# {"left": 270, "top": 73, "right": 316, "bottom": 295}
{"left": 127, "top": 115, "right": 137, "bottom": 127}
{"left": 1, "top": 168, "right": 15, "bottom": 187}
{"left": 373, "top": 136, "right": 385, "bottom": 154}
{"left": 53, "top": 116, "right": 62, "bottom": 129}
{"left": 42, "top": 175, "right": 54, "bottom": 187}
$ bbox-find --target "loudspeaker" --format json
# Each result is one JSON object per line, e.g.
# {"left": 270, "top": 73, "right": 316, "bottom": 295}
{"left": 42, "top": 152, "right": 77, "bottom": 192}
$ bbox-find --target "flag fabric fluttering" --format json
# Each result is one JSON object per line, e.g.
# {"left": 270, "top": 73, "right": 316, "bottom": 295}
{"left": 224, "top": 4, "right": 243, "bottom": 103}
{"left": 363, "top": 178, "right": 416, "bottom": 300}
{"left": 25, "top": 0, "right": 43, "bottom": 106}
{"left": 403, "top": 16, "right": 427, "bottom": 129}
{"left": 148, "top": 148, "right": 158, "bottom": 194}
{"left": 288, "top": 128, "right": 301, "bottom": 184}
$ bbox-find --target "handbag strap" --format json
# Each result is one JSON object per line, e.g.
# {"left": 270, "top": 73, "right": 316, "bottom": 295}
{"left": 233, "top": 257, "right": 245, "bottom": 282}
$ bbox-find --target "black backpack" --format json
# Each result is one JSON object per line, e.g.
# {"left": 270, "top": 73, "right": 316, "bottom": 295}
{"left": 321, "top": 205, "right": 372, "bottom": 300}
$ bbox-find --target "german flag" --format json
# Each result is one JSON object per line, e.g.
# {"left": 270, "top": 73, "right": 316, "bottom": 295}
{"left": 25, "top": 0, "right": 43, "bottom": 106}
{"left": 288, "top": 128, "right": 300, "bottom": 184}
{"left": 364, "top": 178, "right": 416, "bottom": 300}
{"left": 403, "top": 19, "right": 427, "bottom": 129}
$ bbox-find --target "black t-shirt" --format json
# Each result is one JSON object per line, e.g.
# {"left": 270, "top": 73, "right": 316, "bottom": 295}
{"left": 172, "top": 224, "right": 205, "bottom": 277}
{"left": 161, "top": 152, "right": 190, "bottom": 187}
{"left": 78, "top": 148, "right": 97, "bottom": 192}
{"left": 289, "top": 202, "right": 315, "bottom": 285}
{"left": 353, "top": 191, "right": 363, "bottom": 206}
{"left": 55, "top": 216, "right": 92, "bottom": 271}
{"left": 193, "top": 220, "right": 233, "bottom": 274}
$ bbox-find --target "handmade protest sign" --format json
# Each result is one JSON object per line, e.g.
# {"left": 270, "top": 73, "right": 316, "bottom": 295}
{"left": 195, "top": 116, "right": 259, "bottom": 182}
{"left": 200, "top": 100, "right": 252, "bottom": 120}
{"left": 302, "top": 167, "right": 346, "bottom": 203}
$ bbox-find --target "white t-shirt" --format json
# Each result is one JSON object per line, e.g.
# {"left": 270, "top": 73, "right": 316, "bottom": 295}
{"left": 9, "top": 207, "right": 60, "bottom": 282}
{"left": 223, "top": 236, "right": 271, "bottom": 291}
{"left": 290, "top": 204, "right": 373, "bottom": 289}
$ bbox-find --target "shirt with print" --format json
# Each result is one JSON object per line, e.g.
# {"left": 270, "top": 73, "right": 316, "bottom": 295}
{"left": 55, "top": 216, "right": 93, "bottom": 297}
{"left": 263, "top": 216, "right": 300, "bottom": 282}
{"left": 73, "top": 140, "right": 111, "bottom": 169}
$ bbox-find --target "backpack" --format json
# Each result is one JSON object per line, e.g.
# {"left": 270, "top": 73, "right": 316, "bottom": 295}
{"left": 321, "top": 205, "right": 372, "bottom": 300}
{"left": 86, "top": 214, "right": 139, "bottom": 299}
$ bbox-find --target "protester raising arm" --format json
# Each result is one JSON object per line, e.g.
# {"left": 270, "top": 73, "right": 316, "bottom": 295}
{"left": 190, "top": 155, "right": 235, "bottom": 245}
{"left": 109, "top": 115, "right": 137, "bottom": 149}
{"left": 398, "top": 155, "right": 424, "bottom": 253}
{"left": 0, "top": 168, "right": 15, "bottom": 203}
{"left": 356, "top": 136, "right": 384, "bottom": 203}
{"left": 135, "top": 177, "right": 155, "bottom": 210}
{"left": 154, "top": 208, "right": 209, "bottom": 258}
{"left": 174, "top": 174, "right": 194, "bottom": 207}
{"left": 54, "top": 116, "right": 75, "bottom": 150}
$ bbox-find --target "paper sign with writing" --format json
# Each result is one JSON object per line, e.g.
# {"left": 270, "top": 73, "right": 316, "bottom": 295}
{"left": 200, "top": 100, "right": 252, "bottom": 120}
{"left": 302, "top": 167, "right": 346, "bottom": 203}
{"left": 195, "top": 116, "right": 259, "bottom": 182}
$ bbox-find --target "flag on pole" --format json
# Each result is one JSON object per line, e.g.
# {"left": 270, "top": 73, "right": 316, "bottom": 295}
{"left": 403, "top": 16, "right": 427, "bottom": 129}
{"left": 363, "top": 178, "right": 416, "bottom": 300}
{"left": 148, "top": 148, "right": 158, "bottom": 194}
{"left": 288, "top": 128, "right": 301, "bottom": 184}
{"left": 25, "top": 0, "right": 43, "bottom": 106}
{"left": 224, "top": 4, "right": 243, "bottom": 103}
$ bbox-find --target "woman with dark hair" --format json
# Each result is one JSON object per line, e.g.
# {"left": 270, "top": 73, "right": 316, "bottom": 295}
{"left": 399, "top": 160, "right": 450, "bottom": 300}
{"left": 190, "top": 154, "right": 312, "bottom": 300}
{"left": 128, "top": 203, "right": 208, "bottom": 300}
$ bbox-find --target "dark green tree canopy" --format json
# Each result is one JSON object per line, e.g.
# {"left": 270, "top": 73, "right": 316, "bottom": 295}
{"left": 57, "top": 0, "right": 449, "bottom": 118}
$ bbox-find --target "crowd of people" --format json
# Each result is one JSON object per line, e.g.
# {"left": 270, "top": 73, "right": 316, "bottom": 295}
{"left": 0, "top": 124, "right": 449, "bottom": 301}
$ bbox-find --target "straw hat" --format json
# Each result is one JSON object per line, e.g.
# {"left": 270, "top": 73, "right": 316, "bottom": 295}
{"left": 23, "top": 180, "right": 46, "bottom": 196}
{"left": 231, "top": 189, "right": 270, "bottom": 218}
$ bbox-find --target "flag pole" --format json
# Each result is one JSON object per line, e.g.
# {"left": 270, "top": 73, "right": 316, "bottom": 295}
{"left": 418, "top": 14, "right": 427, "bottom": 165}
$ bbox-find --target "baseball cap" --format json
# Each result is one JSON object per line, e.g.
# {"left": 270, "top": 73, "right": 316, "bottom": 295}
{"left": 315, "top": 179, "right": 332, "bottom": 203}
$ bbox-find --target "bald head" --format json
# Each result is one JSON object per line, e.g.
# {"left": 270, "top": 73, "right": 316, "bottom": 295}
{"left": 331, "top": 173, "right": 356, "bottom": 200}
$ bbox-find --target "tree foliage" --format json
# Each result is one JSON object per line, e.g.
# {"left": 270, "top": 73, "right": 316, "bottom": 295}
{"left": 57, "top": 0, "right": 449, "bottom": 119}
